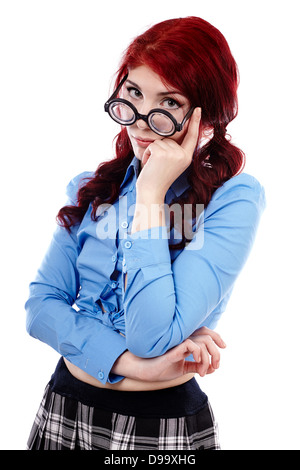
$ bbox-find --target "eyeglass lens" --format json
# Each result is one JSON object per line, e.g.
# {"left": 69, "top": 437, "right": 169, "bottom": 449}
{"left": 108, "top": 102, "right": 175, "bottom": 136}
{"left": 110, "top": 102, "right": 135, "bottom": 125}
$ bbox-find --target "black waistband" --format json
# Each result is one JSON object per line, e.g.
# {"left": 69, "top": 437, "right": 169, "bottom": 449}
{"left": 49, "top": 357, "right": 208, "bottom": 419}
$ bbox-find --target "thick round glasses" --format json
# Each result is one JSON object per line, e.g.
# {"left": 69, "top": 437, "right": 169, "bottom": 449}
{"left": 104, "top": 74, "right": 194, "bottom": 137}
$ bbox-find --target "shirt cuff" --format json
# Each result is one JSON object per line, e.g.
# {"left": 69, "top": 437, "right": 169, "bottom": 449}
{"left": 68, "top": 328, "right": 127, "bottom": 385}
{"left": 121, "top": 226, "right": 171, "bottom": 272}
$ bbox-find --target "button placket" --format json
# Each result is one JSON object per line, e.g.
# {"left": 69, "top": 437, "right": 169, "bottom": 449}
{"left": 98, "top": 371, "right": 104, "bottom": 380}
{"left": 122, "top": 258, "right": 127, "bottom": 273}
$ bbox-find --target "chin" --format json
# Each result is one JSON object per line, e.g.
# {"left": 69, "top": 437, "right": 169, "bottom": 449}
{"left": 135, "top": 151, "right": 144, "bottom": 161}
{"left": 131, "top": 144, "right": 143, "bottom": 161}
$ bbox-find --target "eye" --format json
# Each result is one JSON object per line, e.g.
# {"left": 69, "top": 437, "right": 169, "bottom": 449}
{"left": 162, "top": 98, "right": 181, "bottom": 110}
{"left": 126, "top": 87, "right": 143, "bottom": 100}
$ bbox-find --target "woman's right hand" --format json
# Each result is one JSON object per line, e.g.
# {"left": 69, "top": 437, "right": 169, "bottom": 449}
{"left": 112, "top": 327, "right": 226, "bottom": 382}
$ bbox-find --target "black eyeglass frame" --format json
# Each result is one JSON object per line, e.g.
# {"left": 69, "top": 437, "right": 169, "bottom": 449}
{"left": 104, "top": 74, "right": 195, "bottom": 137}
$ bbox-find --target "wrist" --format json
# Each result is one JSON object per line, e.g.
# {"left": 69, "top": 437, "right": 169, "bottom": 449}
{"left": 131, "top": 194, "right": 166, "bottom": 234}
{"left": 135, "top": 185, "right": 166, "bottom": 206}
{"left": 112, "top": 351, "right": 144, "bottom": 381}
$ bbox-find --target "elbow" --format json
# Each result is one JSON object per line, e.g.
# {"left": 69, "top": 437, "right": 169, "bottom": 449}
{"left": 25, "top": 281, "right": 75, "bottom": 338}
{"left": 125, "top": 316, "right": 179, "bottom": 358}
{"left": 25, "top": 296, "right": 40, "bottom": 338}
{"left": 125, "top": 336, "right": 147, "bottom": 358}
{"left": 126, "top": 333, "right": 169, "bottom": 358}
{"left": 25, "top": 289, "right": 50, "bottom": 338}
{"left": 125, "top": 335, "right": 157, "bottom": 358}
{"left": 127, "top": 344, "right": 157, "bottom": 359}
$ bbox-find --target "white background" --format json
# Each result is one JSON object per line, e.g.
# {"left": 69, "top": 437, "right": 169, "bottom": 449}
{"left": 1, "top": 0, "right": 299, "bottom": 450}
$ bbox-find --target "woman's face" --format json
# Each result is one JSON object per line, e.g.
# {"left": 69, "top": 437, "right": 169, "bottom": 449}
{"left": 121, "top": 65, "right": 191, "bottom": 162}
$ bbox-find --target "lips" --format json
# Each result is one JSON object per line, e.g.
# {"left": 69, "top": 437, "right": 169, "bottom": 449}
{"left": 132, "top": 136, "right": 155, "bottom": 148}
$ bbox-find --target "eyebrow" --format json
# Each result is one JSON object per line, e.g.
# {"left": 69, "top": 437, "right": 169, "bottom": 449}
{"left": 126, "top": 79, "right": 185, "bottom": 97}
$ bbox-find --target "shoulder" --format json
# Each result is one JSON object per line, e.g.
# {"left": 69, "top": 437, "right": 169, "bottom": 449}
{"left": 65, "top": 171, "right": 94, "bottom": 205}
{"left": 210, "top": 172, "right": 266, "bottom": 211}
{"left": 202, "top": 172, "right": 266, "bottom": 232}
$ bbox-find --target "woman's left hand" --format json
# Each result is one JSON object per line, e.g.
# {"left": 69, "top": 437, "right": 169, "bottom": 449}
{"left": 134, "top": 326, "right": 226, "bottom": 382}
{"left": 136, "top": 108, "right": 201, "bottom": 201}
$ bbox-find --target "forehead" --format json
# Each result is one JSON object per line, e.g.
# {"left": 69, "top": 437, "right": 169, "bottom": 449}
{"left": 127, "top": 65, "right": 185, "bottom": 97}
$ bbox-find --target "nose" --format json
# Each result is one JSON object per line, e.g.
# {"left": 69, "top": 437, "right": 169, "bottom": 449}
{"left": 134, "top": 101, "right": 153, "bottom": 131}
{"left": 136, "top": 116, "right": 149, "bottom": 131}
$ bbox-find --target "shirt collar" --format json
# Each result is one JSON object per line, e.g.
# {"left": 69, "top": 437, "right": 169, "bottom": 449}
{"left": 119, "top": 156, "right": 140, "bottom": 195}
{"left": 166, "top": 166, "right": 190, "bottom": 202}
{"left": 119, "top": 155, "right": 190, "bottom": 199}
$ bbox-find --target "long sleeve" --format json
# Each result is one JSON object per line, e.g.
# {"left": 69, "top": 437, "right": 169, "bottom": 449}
{"left": 25, "top": 174, "right": 127, "bottom": 384}
{"left": 121, "top": 173, "right": 266, "bottom": 358}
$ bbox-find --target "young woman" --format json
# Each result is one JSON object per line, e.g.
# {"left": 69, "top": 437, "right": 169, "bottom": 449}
{"left": 26, "top": 16, "right": 265, "bottom": 450}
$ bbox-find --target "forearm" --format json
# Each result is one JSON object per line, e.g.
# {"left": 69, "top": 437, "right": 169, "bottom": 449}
{"left": 111, "top": 350, "right": 145, "bottom": 380}
{"left": 131, "top": 190, "right": 166, "bottom": 234}
{"left": 122, "top": 175, "right": 265, "bottom": 359}
{"left": 124, "top": 191, "right": 166, "bottom": 301}
{"left": 26, "top": 290, "right": 127, "bottom": 384}
{"left": 111, "top": 328, "right": 226, "bottom": 383}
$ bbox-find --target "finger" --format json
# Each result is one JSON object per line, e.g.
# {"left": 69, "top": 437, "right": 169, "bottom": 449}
{"left": 206, "top": 364, "right": 216, "bottom": 375}
{"left": 141, "top": 144, "right": 154, "bottom": 166}
{"left": 186, "top": 361, "right": 215, "bottom": 377}
{"left": 183, "top": 360, "right": 202, "bottom": 375}
{"left": 192, "top": 333, "right": 221, "bottom": 370}
{"left": 203, "top": 337, "right": 221, "bottom": 370}
{"left": 191, "top": 327, "right": 226, "bottom": 349}
{"left": 167, "top": 339, "right": 201, "bottom": 364}
{"left": 198, "top": 345, "right": 210, "bottom": 377}
{"left": 141, "top": 139, "right": 169, "bottom": 165}
{"left": 183, "top": 339, "right": 201, "bottom": 363}
{"left": 141, "top": 148, "right": 150, "bottom": 166}
{"left": 181, "top": 107, "right": 201, "bottom": 155}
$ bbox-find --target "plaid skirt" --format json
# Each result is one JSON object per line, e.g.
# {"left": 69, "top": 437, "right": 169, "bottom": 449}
{"left": 27, "top": 357, "right": 220, "bottom": 450}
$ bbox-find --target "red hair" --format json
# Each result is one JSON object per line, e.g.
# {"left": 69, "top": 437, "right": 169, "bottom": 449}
{"left": 57, "top": 16, "right": 245, "bottom": 248}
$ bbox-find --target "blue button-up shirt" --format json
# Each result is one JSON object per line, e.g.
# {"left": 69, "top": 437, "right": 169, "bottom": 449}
{"left": 25, "top": 156, "right": 266, "bottom": 384}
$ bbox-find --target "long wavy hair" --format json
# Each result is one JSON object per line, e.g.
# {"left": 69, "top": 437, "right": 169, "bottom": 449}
{"left": 57, "top": 16, "right": 245, "bottom": 249}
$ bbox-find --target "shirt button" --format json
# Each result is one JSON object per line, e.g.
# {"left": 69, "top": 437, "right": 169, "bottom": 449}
{"left": 121, "top": 221, "right": 128, "bottom": 229}
{"left": 111, "top": 282, "right": 117, "bottom": 289}
{"left": 111, "top": 255, "right": 117, "bottom": 262}
{"left": 124, "top": 241, "right": 132, "bottom": 249}
{"left": 98, "top": 371, "right": 104, "bottom": 380}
